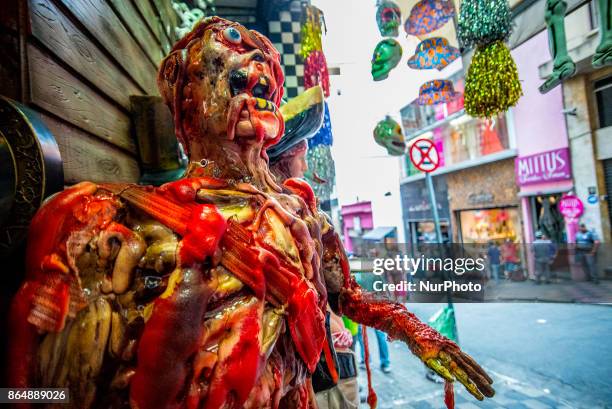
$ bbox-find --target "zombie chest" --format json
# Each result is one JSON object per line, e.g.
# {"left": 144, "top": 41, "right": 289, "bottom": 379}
{"left": 15, "top": 177, "right": 327, "bottom": 408}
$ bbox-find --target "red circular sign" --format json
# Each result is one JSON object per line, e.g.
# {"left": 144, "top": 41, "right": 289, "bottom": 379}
{"left": 409, "top": 138, "right": 440, "bottom": 173}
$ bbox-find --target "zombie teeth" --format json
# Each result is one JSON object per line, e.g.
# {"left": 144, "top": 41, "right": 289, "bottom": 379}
{"left": 254, "top": 98, "right": 276, "bottom": 112}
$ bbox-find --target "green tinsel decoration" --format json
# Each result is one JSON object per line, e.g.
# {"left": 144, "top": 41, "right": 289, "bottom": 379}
{"left": 458, "top": 0, "right": 512, "bottom": 49}
{"left": 464, "top": 41, "right": 522, "bottom": 118}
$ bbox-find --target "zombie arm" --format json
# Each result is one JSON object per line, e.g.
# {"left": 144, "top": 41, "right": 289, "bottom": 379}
{"left": 320, "top": 224, "right": 495, "bottom": 401}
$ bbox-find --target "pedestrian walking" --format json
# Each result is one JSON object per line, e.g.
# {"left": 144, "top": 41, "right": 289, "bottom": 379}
{"left": 356, "top": 325, "right": 391, "bottom": 373}
{"left": 532, "top": 231, "right": 556, "bottom": 284}
{"left": 487, "top": 241, "right": 501, "bottom": 284}
{"left": 575, "top": 223, "right": 600, "bottom": 284}
{"left": 501, "top": 239, "right": 521, "bottom": 279}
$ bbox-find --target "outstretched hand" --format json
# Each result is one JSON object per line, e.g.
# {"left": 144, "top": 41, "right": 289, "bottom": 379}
{"left": 424, "top": 343, "right": 494, "bottom": 400}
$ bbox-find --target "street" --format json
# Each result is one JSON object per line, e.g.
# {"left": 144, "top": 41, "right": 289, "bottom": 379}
{"left": 356, "top": 303, "right": 612, "bottom": 409}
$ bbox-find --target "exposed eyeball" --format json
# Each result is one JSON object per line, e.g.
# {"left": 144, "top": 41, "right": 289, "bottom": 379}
{"left": 223, "top": 27, "right": 242, "bottom": 45}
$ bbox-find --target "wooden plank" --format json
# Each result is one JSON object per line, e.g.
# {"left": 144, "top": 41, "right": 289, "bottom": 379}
{"left": 39, "top": 112, "right": 140, "bottom": 183}
{"left": 151, "top": 0, "right": 179, "bottom": 43}
{"left": 28, "top": 0, "right": 142, "bottom": 110}
{"left": 132, "top": 0, "right": 171, "bottom": 53}
{"left": 27, "top": 44, "right": 136, "bottom": 153}
{"left": 58, "top": 0, "right": 158, "bottom": 94}
{"left": 107, "top": 0, "right": 163, "bottom": 65}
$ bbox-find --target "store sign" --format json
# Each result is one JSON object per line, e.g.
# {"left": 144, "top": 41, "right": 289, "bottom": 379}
{"left": 468, "top": 191, "right": 494, "bottom": 205}
{"left": 558, "top": 195, "right": 583, "bottom": 222}
{"left": 515, "top": 148, "right": 571, "bottom": 186}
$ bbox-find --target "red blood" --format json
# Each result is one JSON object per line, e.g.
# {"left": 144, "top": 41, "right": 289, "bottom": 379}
{"left": 178, "top": 204, "right": 227, "bottom": 266}
{"left": 201, "top": 300, "right": 264, "bottom": 409}
{"left": 283, "top": 178, "right": 317, "bottom": 212}
{"left": 7, "top": 283, "right": 39, "bottom": 393}
{"left": 130, "top": 268, "right": 212, "bottom": 409}
{"left": 25, "top": 182, "right": 98, "bottom": 279}
{"left": 444, "top": 380, "right": 455, "bottom": 409}
{"left": 361, "top": 324, "right": 378, "bottom": 409}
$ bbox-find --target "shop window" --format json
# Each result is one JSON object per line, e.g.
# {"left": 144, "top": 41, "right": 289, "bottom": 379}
{"left": 530, "top": 194, "right": 566, "bottom": 243}
{"left": 594, "top": 76, "right": 612, "bottom": 129}
{"left": 458, "top": 207, "right": 520, "bottom": 244}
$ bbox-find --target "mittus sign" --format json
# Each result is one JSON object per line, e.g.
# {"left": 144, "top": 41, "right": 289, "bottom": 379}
{"left": 515, "top": 147, "right": 572, "bottom": 186}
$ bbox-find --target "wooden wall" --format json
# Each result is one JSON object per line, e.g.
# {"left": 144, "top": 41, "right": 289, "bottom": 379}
{"left": 0, "top": 0, "right": 180, "bottom": 184}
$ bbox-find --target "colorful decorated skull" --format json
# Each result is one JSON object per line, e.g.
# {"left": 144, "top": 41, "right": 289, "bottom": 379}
{"left": 376, "top": 1, "right": 402, "bottom": 37}
{"left": 371, "top": 38, "right": 403, "bottom": 81}
{"left": 374, "top": 116, "right": 406, "bottom": 156}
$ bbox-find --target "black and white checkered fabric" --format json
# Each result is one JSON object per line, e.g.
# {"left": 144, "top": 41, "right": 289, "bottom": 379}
{"left": 268, "top": 2, "right": 304, "bottom": 99}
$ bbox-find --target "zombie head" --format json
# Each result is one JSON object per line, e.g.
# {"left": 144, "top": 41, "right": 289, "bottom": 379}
{"left": 376, "top": 1, "right": 401, "bottom": 37}
{"left": 373, "top": 116, "right": 405, "bottom": 156}
{"left": 157, "top": 17, "right": 285, "bottom": 158}
{"left": 371, "top": 39, "right": 402, "bottom": 81}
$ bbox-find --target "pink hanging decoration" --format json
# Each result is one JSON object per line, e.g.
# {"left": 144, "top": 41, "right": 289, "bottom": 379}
{"left": 304, "top": 50, "right": 330, "bottom": 97}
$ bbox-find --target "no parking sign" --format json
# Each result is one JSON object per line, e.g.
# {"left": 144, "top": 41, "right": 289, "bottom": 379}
{"left": 409, "top": 138, "right": 440, "bottom": 173}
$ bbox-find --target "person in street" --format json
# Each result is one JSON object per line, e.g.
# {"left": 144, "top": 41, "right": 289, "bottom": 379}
{"left": 501, "top": 238, "right": 521, "bottom": 279}
{"left": 532, "top": 231, "right": 557, "bottom": 284}
{"left": 353, "top": 270, "right": 392, "bottom": 374}
{"left": 355, "top": 325, "right": 391, "bottom": 374}
{"left": 575, "top": 223, "right": 600, "bottom": 284}
{"left": 487, "top": 241, "right": 501, "bottom": 284}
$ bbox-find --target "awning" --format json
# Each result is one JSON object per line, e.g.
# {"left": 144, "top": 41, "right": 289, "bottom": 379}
{"left": 361, "top": 226, "right": 397, "bottom": 241}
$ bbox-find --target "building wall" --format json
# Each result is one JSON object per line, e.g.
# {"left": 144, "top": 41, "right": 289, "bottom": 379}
{"left": 563, "top": 70, "right": 612, "bottom": 242}
{"left": 511, "top": 30, "right": 569, "bottom": 158}
{"left": 0, "top": 0, "right": 180, "bottom": 185}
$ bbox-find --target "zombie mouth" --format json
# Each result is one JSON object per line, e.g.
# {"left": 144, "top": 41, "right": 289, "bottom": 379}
{"left": 227, "top": 93, "right": 281, "bottom": 140}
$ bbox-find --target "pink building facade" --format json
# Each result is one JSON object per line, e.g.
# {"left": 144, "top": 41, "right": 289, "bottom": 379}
{"left": 511, "top": 30, "right": 574, "bottom": 274}
{"left": 340, "top": 201, "right": 373, "bottom": 253}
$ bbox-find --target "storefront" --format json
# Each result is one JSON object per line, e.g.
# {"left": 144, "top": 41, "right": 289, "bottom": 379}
{"left": 446, "top": 158, "right": 523, "bottom": 245}
{"left": 400, "top": 176, "right": 451, "bottom": 244}
{"left": 515, "top": 148, "right": 573, "bottom": 244}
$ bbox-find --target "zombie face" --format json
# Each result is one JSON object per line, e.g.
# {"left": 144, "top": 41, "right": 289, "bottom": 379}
{"left": 373, "top": 116, "right": 406, "bottom": 156}
{"left": 158, "top": 17, "right": 285, "bottom": 156}
{"left": 371, "top": 38, "right": 402, "bottom": 81}
{"left": 376, "top": 1, "right": 401, "bottom": 37}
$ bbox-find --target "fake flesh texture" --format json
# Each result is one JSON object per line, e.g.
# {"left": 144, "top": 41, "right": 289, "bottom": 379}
{"left": 8, "top": 17, "right": 494, "bottom": 409}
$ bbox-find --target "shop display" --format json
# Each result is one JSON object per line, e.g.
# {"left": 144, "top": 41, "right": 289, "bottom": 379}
{"left": 593, "top": 0, "right": 612, "bottom": 67}
{"left": 376, "top": 0, "right": 402, "bottom": 37}
{"left": 404, "top": 0, "right": 455, "bottom": 36}
{"left": 408, "top": 37, "right": 461, "bottom": 71}
{"left": 373, "top": 115, "right": 406, "bottom": 156}
{"left": 539, "top": 0, "right": 577, "bottom": 93}
{"left": 7, "top": 16, "right": 494, "bottom": 409}
{"left": 417, "top": 79, "right": 462, "bottom": 105}
{"left": 301, "top": 6, "right": 330, "bottom": 97}
{"left": 464, "top": 41, "right": 522, "bottom": 117}
{"left": 457, "top": 0, "right": 512, "bottom": 50}
{"left": 371, "top": 38, "right": 403, "bottom": 81}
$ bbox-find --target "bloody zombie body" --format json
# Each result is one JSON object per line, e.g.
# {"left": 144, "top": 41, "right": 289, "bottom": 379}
{"left": 7, "top": 17, "right": 494, "bottom": 408}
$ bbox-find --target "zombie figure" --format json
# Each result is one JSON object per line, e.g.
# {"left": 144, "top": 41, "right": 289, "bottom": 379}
{"left": 373, "top": 116, "right": 406, "bottom": 156}
{"left": 8, "top": 17, "right": 494, "bottom": 409}
{"left": 371, "top": 39, "right": 403, "bottom": 81}
{"left": 376, "top": 1, "right": 402, "bottom": 37}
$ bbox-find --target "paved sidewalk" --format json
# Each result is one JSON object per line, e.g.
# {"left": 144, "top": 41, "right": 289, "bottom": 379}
{"left": 356, "top": 322, "right": 610, "bottom": 409}
{"left": 483, "top": 279, "right": 612, "bottom": 304}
